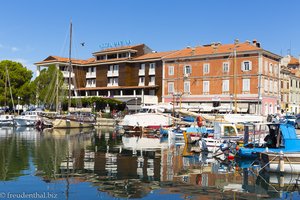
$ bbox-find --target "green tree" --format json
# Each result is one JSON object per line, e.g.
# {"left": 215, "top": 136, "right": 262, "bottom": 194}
{"left": 0, "top": 60, "right": 33, "bottom": 108}
{"left": 33, "top": 65, "right": 63, "bottom": 110}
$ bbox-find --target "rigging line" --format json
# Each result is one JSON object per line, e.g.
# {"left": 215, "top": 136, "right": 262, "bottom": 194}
{"left": 6, "top": 66, "right": 15, "bottom": 114}
{"left": 59, "top": 25, "right": 71, "bottom": 58}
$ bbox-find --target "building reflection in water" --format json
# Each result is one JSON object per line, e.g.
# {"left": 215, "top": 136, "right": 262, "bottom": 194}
{"left": 1, "top": 126, "right": 298, "bottom": 199}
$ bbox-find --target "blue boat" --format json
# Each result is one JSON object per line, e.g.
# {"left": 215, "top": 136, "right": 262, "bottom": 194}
{"left": 237, "top": 123, "right": 300, "bottom": 159}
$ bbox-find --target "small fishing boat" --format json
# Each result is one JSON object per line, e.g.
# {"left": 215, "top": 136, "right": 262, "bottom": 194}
{"left": 237, "top": 123, "right": 300, "bottom": 159}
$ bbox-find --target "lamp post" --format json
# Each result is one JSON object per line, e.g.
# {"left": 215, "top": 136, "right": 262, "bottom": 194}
{"left": 230, "top": 94, "right": 233, "bottom": 113}
{"left": 17, "top": 96, "right": 20, "bottom": 115}
{"left": 135, "top": 97, "right": 138, "bottom": 113}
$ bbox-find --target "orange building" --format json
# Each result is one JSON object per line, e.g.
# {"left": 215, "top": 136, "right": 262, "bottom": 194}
{"left": 162, "top": 40, "right": 281, "bottom": 115}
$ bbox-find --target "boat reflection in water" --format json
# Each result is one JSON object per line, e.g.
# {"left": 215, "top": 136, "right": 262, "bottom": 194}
{"left": 1, "top": 127, "right": 300, "bottom": 199}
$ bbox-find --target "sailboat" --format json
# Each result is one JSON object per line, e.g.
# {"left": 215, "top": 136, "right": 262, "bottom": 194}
{"left": 51, "top": 22, "right": 96, "bottom": 129}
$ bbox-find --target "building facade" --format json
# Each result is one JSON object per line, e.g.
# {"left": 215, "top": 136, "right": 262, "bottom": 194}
{"left": 280, "top": 55, "right": 300, "bottom": 114}
{"left": 35, "top": 44, "right": 174, "bottom": 111}
{"left": 162, "top": 40, "right": 281, "bottom": 115}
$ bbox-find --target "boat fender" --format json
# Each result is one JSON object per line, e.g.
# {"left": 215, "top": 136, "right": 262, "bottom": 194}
{"left": 196, "top": 116, "right": 203, "bottom": 127}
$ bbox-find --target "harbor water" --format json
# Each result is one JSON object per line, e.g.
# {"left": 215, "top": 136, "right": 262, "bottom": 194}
{"left": 0, "top": 126, "right": 299, "bottom": 200}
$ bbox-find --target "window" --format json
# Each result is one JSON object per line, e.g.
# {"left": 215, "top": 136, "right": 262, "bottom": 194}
{"left": 264, "top": 61, "right": 268, "bottom": 74}
{"left": 242, "top": 79, "right": 250, "bottom": 91}
{"left": 168, "top": 66, "right": 174, "bottom": 75}
{"left": 264, "top": 79, "right": 268, "bottom": 91}
{"left": 113, "top": 65, "right": 119, "bottom": 71}
{"left": 203, "top": 81, "right": 210, "bottom": 93}
{"left": 241, "top": 61, "right": 252, "bottom": 71}
{"left": 274, "top": 64, "right": 278, "bottom": 75}
{"left": 108, "top": 77, "right": 118, "bottom": 85}
{"left": 222, "top": 80, "right": 229, "bottom": 92}
{"left": 140, "top": 63, "right": 145, "bottom": 70}
{"left": 88, "top": 67, "right": 95, "bottom": 73}
{"left": 184, "top": 81, "right": 190, "bottom": 93}
{"left": 184, "top": 65, "right": 192, "bottom": 74}
{"left": 223, "top": 62, "right": 229, "bottom": 72}
{"left": 150, "top": 63, "right": 156, "bottom": 69}
{"left": 269, "top": 63, "right": 273, "bottom": 74}
{"left": 150, "top": 76, "right": 155, "bottom": 83}
{"left": 139, "top": 77, "right": 145, "bottom": 83}
{"left": 269, "top": 80, "right": 273, "bottom": 92}
{"left": 274, "top": 81, "right": 278, "bottom": 93}
{"left": 203, "top": 63, "right": 210, "bottom": 74}
{"left": 168, "top": 82, "right": 174, "bottom": 94}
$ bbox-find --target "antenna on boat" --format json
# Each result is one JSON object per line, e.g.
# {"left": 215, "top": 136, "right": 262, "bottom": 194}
{"left": 68, "top": 20, "right": 73, "bottom": 112}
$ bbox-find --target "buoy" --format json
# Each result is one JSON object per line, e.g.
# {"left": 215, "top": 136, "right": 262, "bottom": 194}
{"left": 228, "top": 154, "right": 235, "bottom": 160}
{"left": 196, "top": 116, "right": 203, "bottom": 127}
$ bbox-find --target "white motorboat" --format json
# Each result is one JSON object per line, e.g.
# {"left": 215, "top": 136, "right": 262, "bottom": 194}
{"left": 14, "top": 111, "right": 43, "bottom": 126}
{"left": 0, "top": 114, "right": 14, "bottom": 126}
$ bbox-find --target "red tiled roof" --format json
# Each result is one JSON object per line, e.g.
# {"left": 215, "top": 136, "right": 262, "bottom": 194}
{"left": 35, "top": 55, "right": 88, "bottom": 65}
{"left": 164, "top": 42, "right": 261, "bottom": 59}
{"left": 133, "top": 51, "right": 177, "bottom": 60}
{"left": 289, "top": 56, "right": 299, "bottom": 65}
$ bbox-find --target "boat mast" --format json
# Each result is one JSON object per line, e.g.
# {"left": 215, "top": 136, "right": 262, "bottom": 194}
{"left": 5, "top": 65, "right": 15, "bottom": 115}
{"left": 68, "top": 21, "right": 73, "bottom": 112}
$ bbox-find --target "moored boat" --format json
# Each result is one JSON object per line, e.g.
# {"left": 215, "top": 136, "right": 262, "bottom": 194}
{"left": 14, "top": 110, "right": 42, "bottom": 126}
{"left": 0, "top": 114, "right": 14, "bottom": 126}
{"left": 52, "top": 111, "right": 96, "bottom": 129}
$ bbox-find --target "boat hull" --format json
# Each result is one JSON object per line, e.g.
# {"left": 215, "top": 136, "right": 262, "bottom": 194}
{"left": 261, "top": 152, "right": 300, "bottom": 174}
{"left": 52, "top": 118, "right": 94, "bottom": 129}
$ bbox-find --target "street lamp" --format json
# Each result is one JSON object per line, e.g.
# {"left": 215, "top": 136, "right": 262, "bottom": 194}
{"left": 17, "top": 96, "right": 20, "bottom": 115}
{"left": 135, "top": 97, "right": 138, "bottom": 113}
{"left": 230, "top": 94, "right": 233, "bottom": 113}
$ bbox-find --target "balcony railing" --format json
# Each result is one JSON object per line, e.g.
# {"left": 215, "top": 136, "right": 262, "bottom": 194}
{"left": 107, "top": 70, "right": 119, "bottom": 77}
{"left": 86, "top": 72, "right": 96, "bottom": 78}
{"left": 138, "top": 69, "right": 145, "bottom": 76}
{"left": 148, "top": 81, "right": 155, "bottom": 86}
{"left": 149, "top": 69, "right": 155, "bottom": 75}
{"left": 86, "top": 83, "right": 96, "bottom": 88}
{"left": 138, "top": 82, "right": 145, "bottom": 86}
{"left": 107, "top": 83, "right": 119, "bottom": 87}
{"left": 62, "top": 71, "right": 74, "bottom": 78}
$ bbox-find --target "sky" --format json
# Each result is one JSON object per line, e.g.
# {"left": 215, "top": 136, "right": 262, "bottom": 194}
{"left": 1, "top": 0, "right": 300, "bottom": 78}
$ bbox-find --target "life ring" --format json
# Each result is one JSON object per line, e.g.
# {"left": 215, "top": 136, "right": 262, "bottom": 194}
{"left": 196, "top": 116, "right": 203, "bottom": 127}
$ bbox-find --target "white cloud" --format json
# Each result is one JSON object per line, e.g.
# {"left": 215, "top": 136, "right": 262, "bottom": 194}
{"left": 11, "top": 47, "right": 19, "bottom": 52}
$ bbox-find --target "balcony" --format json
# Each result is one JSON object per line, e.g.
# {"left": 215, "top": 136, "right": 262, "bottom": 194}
{"left": 107, "top": 70, "right": 119, "bottom": 77}
{"left": 138, "top": 82, "right": 145, "bottom": 86}
{"left": 138, "top": 69, "right": 145, "bottom": 76}
{"left": 149, "top": 68, "right": 155, "bottom": 75}
{"left": 62, "top": 71, "right": 74, "bottom": 78}
{"left": 86, "top": 72, "right": 96, "bottom": 78}
{"left": 148, "top": 81, "right": 155, "bottom": 86}
{"left": 107, "top": 83, "right": 119, "bottom": 87}
{"left": 86, "top": 83, "right": 96, "bottom": 88}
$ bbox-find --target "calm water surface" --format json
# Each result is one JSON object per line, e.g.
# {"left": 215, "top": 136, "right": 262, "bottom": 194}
{"left": 0, "top": 127, "right": 299, "bottom": 200}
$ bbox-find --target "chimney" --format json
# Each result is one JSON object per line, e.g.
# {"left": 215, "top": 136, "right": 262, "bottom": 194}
{"left": 186, "top": 46, "right": 191, "bottom": 49}
{"left": 245, "top": 40, "right": 250, "bottom": 44}
{"left": 234, "top": 39, "right": 239, "bottom": 45}
{"left": 253, "top": 39, "right": 260, "bottom": 47}
{"left": 152, "top": 50, "right": 157, "bottom": 53}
